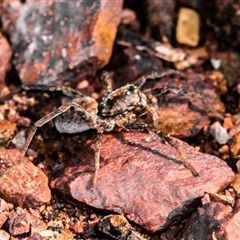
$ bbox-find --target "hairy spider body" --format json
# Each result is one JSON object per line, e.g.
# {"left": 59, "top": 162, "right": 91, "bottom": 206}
{"left": 100, "top": 84, "right": 148, "bottom": 117}
{"left": 54, "top": 97, "right": 98, "bottom": 133}
{"left": 3, "top": 70, "right": 199, "bottom": 187}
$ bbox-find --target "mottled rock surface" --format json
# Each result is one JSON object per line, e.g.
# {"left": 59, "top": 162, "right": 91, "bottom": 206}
{"left": 51, "top": 131, "right": 235, "bottom": 232}
{"left": 180, "top": 199, "right": 240, "bottom": 239}
{"left": 9, "top": 207, "right": 46, "bottom": 237}
{"left": 0, "top": 0, "right": 123, "bottom": 84}
{"left": 0, "top": 33, "right": 11, "bottom": 91}
{"left": 0, "top": 149, "right": 51, "bottom": 208}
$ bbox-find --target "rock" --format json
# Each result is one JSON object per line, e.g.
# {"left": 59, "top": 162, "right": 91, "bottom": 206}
{"left": 176, "top": 8, "right": 200, "bottom": 47}
{"left": 156, "top": 73, "right": 224, "bottom": 138}
{"left": 51, "top": 131, "right": 235, "bottom": 232}
{"left": 9, "top": 207, "right": 46, "bottom": 237}
{"left": 0, "top": 230, "right": 10, "bottom": 240}
{"left": 25, "top": 233, "right": 43, "bottom": 240}
{"left": 0, "top": 198, "right": 13, "bottom": 228}
{"left": 9, "top": 207, "right": 30, "bottom": 236}
{"left": 210, "top": 121, "right": 229, "bottom": 144}
{"left": 228, "top": 122, "right": 240, "bottom": 156}
{"left": 0, "top": 120, "right": 17, "bottom": 148}
{"left": 96, "top": 214, "right": 146, "bottom": 240}
{"left": 0, "top": 212, "right": 8, "bottom": 228}
{"left": 145, "top": 0, "right": 175, "bottom": 43}
{"left": 180, "top": 198, "right": 240, "bottom": 239}
{"left": 0, "top": 149, "right": 51, "bottom": 208}
{"left": 0, "top": 0, "right": 123, "bottom": 85}
{"left": 0, "top": 33, "right": 12, "bottom": 92}
{"left": 237, "top": 161, "right": 240, "bottom": 172}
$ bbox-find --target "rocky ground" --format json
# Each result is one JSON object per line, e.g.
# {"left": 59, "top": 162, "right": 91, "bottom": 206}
{"left": 0, "top": 0, "right": 240, "bottom": 239}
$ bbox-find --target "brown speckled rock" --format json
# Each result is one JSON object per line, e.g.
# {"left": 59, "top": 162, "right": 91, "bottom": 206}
{"left": 51, "top": 131, "right": 235, "bottom": 232}
{"left": 1, "top": 0, "right": 123, "bottom": 84}
{"left": 0, "top": 149, "right": 51, "bottom": 208}
{"left": 9, "top": 207, "right": 46, "bottom": 236}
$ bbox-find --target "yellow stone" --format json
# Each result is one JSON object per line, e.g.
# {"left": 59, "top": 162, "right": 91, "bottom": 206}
{"left": 176, "top": 8, "right": 200, "bottom": 47}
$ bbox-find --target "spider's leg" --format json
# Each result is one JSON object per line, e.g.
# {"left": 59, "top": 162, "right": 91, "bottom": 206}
{"left": 92, "top": 130, "right": 103, "bottom": 187}
{"left": 22, "top": 84, "right": 86, "bottom": 99}
{"left": 144, "top": 86, "right": 188, "bottom": 97}
{"left": 149, "top": 86, "right": 224, "bottom": 120}
{"left": 100, "top": 71, "right": 113, "bottom": 94}
{"left": 123, "top": 122, "right": 199, "bottom": 177}
{"left": 1, "top": 101, "right": 83, "bottom": 177}
{"left": 155, "top": 130, "right": 199, "bottom": 177}
{"left": 21, "top": 103, "right": 76, "bottom": 159}
{"left": 134, "top": 69, "right": 185, "bottom": 88}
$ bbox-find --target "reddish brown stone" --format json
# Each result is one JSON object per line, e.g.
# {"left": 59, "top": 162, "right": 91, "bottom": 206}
{"left": 229, "top": 122, "right": 240, "bottom": 156}
{"left": 9, "top": 207, "right": 30, "bottom": 236}
{"left": 1, "top": 0, "right": 123, "bottom": 85}
{"left": 0, "top": 149, "right": 51, "bottom": 208}
{"left": 0, "top": 33, "right": 11, "bottom": 91}
{"left": 9, "top": 207, "right": 46, "bottom": 237}
{"left": 156, "top": 73, "right": 224, "bottom": 138}
{"left": 51, "top": 131, "right": 234, "bottom": 232}
{"left": 0, "top": 119, "right": 17, "bottom": 148}
{"left": 26, "top": 233, "right": 43, "bottom": 240}
{"left": 237, "top": 161, "right": 240, "bottom": 173}
{"left": 0, "top": 212, "right": 8, "bottom": 228}
{"left": 145, "top": 0, "right": 175, "bottom": 42}
{"left": 180, "top": 198, "right": 240, "bottom": 239}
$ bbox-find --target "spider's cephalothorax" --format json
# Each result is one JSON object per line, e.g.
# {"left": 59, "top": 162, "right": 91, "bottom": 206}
{"left": 4, "top": 70, "right": 198, "bottom": 186}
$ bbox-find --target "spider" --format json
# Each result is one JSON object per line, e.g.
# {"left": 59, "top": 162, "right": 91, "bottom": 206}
{"left": 4, "top": 70, "right": 199, "bottom": 186}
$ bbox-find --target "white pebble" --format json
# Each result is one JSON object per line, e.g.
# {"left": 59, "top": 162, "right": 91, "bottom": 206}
{"left": 0, "top": 230, "right": 10, "bottom": 240}
{"left": 11, "top": 130, "right": 26, "bottom": 149}
{"left": 210, "top": 58, "right": 221, "bottom": 69}
{"left": 39, "top": 229, "right": 54, "bottom": 237}
{"left": 210, "top": 121, "right": 229, "bottom": 144}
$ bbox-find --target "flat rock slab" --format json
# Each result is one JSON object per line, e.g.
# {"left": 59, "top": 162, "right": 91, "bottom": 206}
{"left": 51, "top": 131, "right": 235, "bottom": 232}
{"left": 0, "top": 149, "right": 51, "bottom": 208}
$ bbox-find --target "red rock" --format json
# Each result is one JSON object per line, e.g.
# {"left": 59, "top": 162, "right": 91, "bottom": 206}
{"left": 145, "top": 0, "right": 175, "bottom": 43}
{"left": 0, "top": 212, "right": 8, "bottom": 228}
{"left": 0, "top": 149, "right": 51, "bottom": 208}
{"left": 9, "top": 207, "right": 46, "bottom": 237}
{"left": 0, "top": 33, "right": 12, "bottom": 91}
{"left": 51, "top": 131, "right": 234, "bottom": 232}
{"left": 237, "top": 161, "right": 240, "bottom": 173}
{"left": 0, "top": 119, "right": 17, "bottom": 148}
{"left": 1, "top": 0, "right": 123, "bottom": 84}
{"left": 180, "top": 198, "right": 240, "bottom": 239}
{"left": 9, "top": 207, "right": 30, "bottom": 236}
{"left": 156, "top": 73, "right": 224, "bottom": 138}
{"left": 25, "top": 233, "right": 43, "bottom": 240}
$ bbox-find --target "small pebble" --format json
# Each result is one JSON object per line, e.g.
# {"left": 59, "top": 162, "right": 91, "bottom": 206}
{"left": 210, "top": 121, "right": 229, "bottom": 144}
{"left": 218, "top": 145, "right": 229, "bottom": 154}
{"left": 11, "top": 130, "right": 26, "bottom": 149}
{"left": 39, "top": 229, "right": 54, "bottom": 237}
{"left": 77, "top": 80, "right": 89, "bottom": 89}
{"left": 210, "top": 58, "right": 221, "bottom": 69}
{"left": 0, "top": 230, "right": 10, "bottom": 240}
{"left": 145, "top": 137, "right": 151, "bottom": 142}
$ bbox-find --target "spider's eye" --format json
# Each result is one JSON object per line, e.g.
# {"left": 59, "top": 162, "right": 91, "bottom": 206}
{"left": 125, "top": 86, "right": 135, "bottom": 95}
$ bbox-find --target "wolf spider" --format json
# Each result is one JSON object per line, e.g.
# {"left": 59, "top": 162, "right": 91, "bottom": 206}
{"left": 5, "top": 70, "right": 199, "bottom": 186}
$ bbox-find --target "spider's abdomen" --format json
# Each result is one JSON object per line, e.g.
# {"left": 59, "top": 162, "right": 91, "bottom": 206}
{"left": 54, "top": 112, "right": 92, "bottom": 134}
